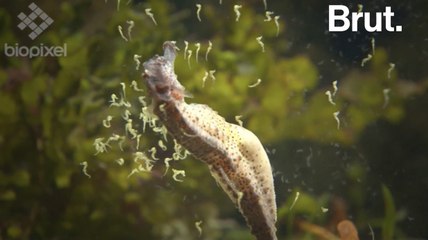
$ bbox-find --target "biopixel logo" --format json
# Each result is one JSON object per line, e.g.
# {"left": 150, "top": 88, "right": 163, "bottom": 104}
{"left": 17, "top": 2, "right": 54, "bottom": 40}
{"left": 4, "top": 2, "right": 67, "bottom": 58}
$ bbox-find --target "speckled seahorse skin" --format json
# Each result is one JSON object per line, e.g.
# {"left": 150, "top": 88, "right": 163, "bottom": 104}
{"left": 143, "top": 42, "right": 277, "bottom": 240}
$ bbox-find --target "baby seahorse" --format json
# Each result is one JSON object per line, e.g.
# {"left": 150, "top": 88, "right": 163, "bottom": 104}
{"left": 142, "top": 41, "right": 277, "bottom": 240}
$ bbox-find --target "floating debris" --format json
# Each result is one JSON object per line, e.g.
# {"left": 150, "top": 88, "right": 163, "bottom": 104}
{"left": 383, "top": 88, "right": 391, "bottom": 109}
{"left": 333, "top": 111, "right": 340, "bottom": 130}
{"left": 172, "top": 139, "right": 182, "bottom": 160}
{"left": 126, "top": 20, "right": 134, "bottom": 41}
{"left": 120, "top": 82, "right": 127, "bottom": 98}
{"left": 209, "top": 70, "right": 216, "bottom": 81}
{"left": 249, "top": 78, "right": 262, "bottom": 88}
{"left": 172, "top": 169, "right": 186, "bottom": 182}
{"left": 236, "top": 191, "right": 244, "bottom": 210}
{"left": 102, "top": 115, "right": 113, "bottom": 128}
{"left": 116, "top": 0, "right": 121, "bottom": 11}
{"left": 306, "top": 147, "right": 313, "bottom": 167}
{"left": 159, "top": 103, "right": 167, "bottom": 116}
{"left": 321, "top": 207, "right": 329, "bottom": 213}
{"left": 290, "top": 191, "right": 300, "bottom": 210}
{"left": 196, "top": 4, "right": 202, "bottom": 22}
{"left": 205, "top": 40, "right": 212, "bottom": 61}
{"left": 234, "top": 5, "right": 242, "bottom": 22}
{"left": 264, "top": 11, "right": 274, "bottom": 22}
{"left": 118, "top": 25, "right": 128, "bottom": 42}
{"left": 125, "top": 119, "right": 138, "bottom": 139}
{"left": 127, "top": 168, "right": 139, "bottom": 178}
{"left": 195, "top": 220, "right": 203, "bottom": 236}
{"left": 106, "top": 134, "right": 125, "bottom": 151}
{"left": 256, "top": 36, "right": 265, "bottom": 52}
{"left": 106, "top": 134, "right": 120, "bottom": 144}
{"left": 172, "top": 139, "right": 189, "bottom": 161}
{"left": 133, "top": 55, "right": 142, "bottom": 70}
{"left": 109, "top": 94, "right": 120, "bottom": 107}
{"left": 332, "top": 80, "right": 338, "bottom": 96}
{"left": 133, "top": 151, "right": 146, "bottom": 162}
{"left": 134, "top": 151, "right": 154, "bottom": 171}
{"left": 139, "top": 106, "right": 155, "bottom": 133}
{"left": 118, "top": 98, "right": 131, "bottom": 108}
{"left": 130, "top": 80, "right": 144, "bottom": 92}
{"left": 110, "top": 92, "right": 130, "bottom": 108}
{"left": 274, "top": 16, "right": 280, "bottom": 36}
{"left": 387, "top": 63, "right": 395, "bottom": 79}
{"left": 163, "top": 157, "right": 173, "bottom": 175}
{"left": 93, "top": 138, "right": 109, "bottom": 155}
{"left": 202, "top": 71, "right": 209, "bottom": 87}
{"left": 187, "top": 50, "right": 192, "bottom": 69}
{"left": 122, "top": 109, "right": 131, "bottom": 121}
{"left": 368, "top": 223, "right": 375, "bottom": 240}
{"left": 325, "top": 90, "right": 336, "bottom": 105}
{"left": 138, "top": 96, "right": 147, "bottom": 107}
{"left": 80, "top": 161, "right": 91, "bottom": 178}
{"left": 361, "top": 54, "right": 372, "bottom": 67}
{"left": 116, "top": 158, "right": 125, "bottom": 166}
{"left": 145, "top": 8, "right": 157, "bottom": 25}
{"left": 158, "top": 139, "right": 167, "bottom": 151}
{"left": 148, "top": 147, "right": 159, "bottom": 160}
{"left": 136, "top": 134, "right": 141, "bottom": 150}
{"left": 184, "top": 41, "right": 189, "bottom": 59}
{"left": 195, "top": 43, "right": 201, "bottom": 63}
{"left": 358, "top": 4, "right": 363, "bottom": 13}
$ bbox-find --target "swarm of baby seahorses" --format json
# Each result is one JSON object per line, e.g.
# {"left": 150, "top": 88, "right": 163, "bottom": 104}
{"left": 142, "top": 41, "right": 277, "bottom": 240}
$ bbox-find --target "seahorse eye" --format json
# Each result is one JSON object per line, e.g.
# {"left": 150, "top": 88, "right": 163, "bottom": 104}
{"left": 156, "top": 85, "right": 169, "bottom": 94}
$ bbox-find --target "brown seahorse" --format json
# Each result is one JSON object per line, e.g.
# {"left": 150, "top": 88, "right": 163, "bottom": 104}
{"left": 142, "top": 41, "right": 277, "bottom": 240}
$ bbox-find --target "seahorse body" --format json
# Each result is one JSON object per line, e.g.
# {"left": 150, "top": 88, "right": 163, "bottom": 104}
{"left": 143, "top": 42, "right": 277, "bottom": 240}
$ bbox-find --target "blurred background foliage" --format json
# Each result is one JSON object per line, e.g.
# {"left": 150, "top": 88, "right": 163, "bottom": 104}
{"left": 1, "top": 0, "right": 428, "bottom": 239}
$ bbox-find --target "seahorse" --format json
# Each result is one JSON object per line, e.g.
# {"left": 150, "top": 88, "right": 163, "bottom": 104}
{"left": 142, "top": 41, "right": 277, "bottom": 240}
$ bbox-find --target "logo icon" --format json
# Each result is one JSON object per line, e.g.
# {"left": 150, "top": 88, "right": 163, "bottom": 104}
{"left": 17, "top": 2, "right": 54, "bottom": 40}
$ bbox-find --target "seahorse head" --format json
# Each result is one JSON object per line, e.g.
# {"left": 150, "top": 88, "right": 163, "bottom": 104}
{"left": 142, "top": 41, "right": 185, "bottom": 102}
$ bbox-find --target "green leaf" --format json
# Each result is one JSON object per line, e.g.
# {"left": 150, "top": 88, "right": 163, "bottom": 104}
{"left": 382, "top": 184, "right": 396, "bottom": 240}
{"left": 7, "top": 225, "right": 22, "bottom": 239}
{"left": 13, "top": 170, "right": 30, "bottom": 187}
{"left": 0, "top": 190, "right": 16, "bottom": 201}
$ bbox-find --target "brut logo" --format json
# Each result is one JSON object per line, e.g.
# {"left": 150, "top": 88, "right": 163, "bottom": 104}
{"left": 17, "top": 2, "right": 54, "bottom": 39}
{"left": 328, "top": 5, "right": 402, "bottom": 32}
